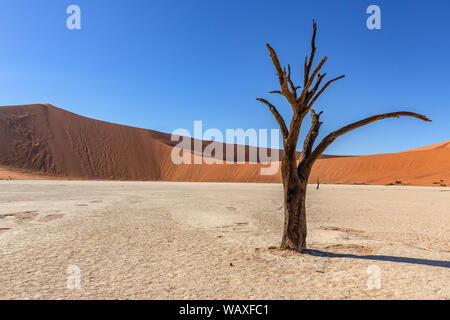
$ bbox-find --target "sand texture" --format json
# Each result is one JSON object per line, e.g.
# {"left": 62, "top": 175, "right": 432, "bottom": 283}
{"left": 1, "top": 104, "right": 449, "bottom": 186}
{"left": 0, "top": 181, "right": 448, "bottom": 299}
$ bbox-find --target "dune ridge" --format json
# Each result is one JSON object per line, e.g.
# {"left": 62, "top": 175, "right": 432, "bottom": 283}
{"left": 0, "top": 104, "right": 448, "bottom": 186}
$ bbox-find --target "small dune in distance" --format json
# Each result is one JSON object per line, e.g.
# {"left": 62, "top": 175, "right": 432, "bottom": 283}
{"left": 0, "top": 104, "right": 448, "bottom": 186}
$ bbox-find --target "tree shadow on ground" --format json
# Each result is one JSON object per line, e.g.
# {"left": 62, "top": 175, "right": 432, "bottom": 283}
{"left": 306, "top": 249, "right": 450, "bottom": 268}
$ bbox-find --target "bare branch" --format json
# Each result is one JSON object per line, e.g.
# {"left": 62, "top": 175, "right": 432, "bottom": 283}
{"left": 305, "top": 111, "right": 432, "bottom": 167}
{"left": 256, "top": 98, "right": 289, "bottom": 139}
{"left": 307, "top": 75, "right": 345, "bottom": 110}
{"left": 304, "top": 20, "right": 317, "bottom": 86}
{"left": 266, "top": 44, "right": 286, "bottom": 90}
{"left": 298, "top": 110, "right": 323, "bottom": 168}
{"left": 304, "top": 57, "right": 328, "bottom": 92}
{"left": 269, "top": 90, "right": 283, "bottom": 95}
{"left": 266, "top": 44, "right": 299, "bottom": 108}
{"left": 298, "top": 57, "right": 328, "bottom": 106}
{"left": 299, "top": 110, "right": 323, "bottom": 165}
{"left": 303, "top": 55, "right": 308, "bottom": 85}
{"left": 309, "top": 73, "right": 327, "bottom": 97}
{"left": 287, "top": 64, "right": 297, "bottom": 98}
{"left": 285, "top": 112, "right": 304, "bottom": 156}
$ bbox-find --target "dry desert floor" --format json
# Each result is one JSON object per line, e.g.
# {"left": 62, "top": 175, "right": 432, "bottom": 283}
{"left": 0, "top": 181, "right": 449, "bottom": 299}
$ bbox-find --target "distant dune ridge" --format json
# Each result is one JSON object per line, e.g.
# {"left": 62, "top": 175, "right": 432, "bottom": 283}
{"left": 0, "top": 104, "right": 448, "bottom": 186}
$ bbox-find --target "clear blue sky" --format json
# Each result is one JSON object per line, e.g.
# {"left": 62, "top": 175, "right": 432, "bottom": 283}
{"left": 0, "top": 0, "right": 448, "bottom": 155}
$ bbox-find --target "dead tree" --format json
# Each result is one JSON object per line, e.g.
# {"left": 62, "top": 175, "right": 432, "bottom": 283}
{"left": 257, "top": 20, "right": 431, "bottom": 252}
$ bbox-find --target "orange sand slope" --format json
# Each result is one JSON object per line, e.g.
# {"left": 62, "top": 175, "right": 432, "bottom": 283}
{"left": 309, "top": 146, "right": 450, "bottom": 186}
{"left": 0, "top": 104, "right": 448, "bottom": 186}
{"left": 0, "top": 104, "right": 283, "bottom": 182}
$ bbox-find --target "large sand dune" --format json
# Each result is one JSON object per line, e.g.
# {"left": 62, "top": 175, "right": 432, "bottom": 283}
{"left": 0, "top": 104, "right": 448, "bottom": 186}
{"left": 0, "top": 104, "right": 284, "bottom": 183}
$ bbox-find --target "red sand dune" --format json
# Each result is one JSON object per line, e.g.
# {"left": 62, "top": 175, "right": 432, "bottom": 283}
{"left": 0, "top": 104, "right": 448, "bottom": 186}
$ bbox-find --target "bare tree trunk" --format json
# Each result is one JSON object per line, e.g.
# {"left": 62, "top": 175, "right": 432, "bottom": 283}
{"left": 281, "top": 158, "right": 311, "bottom": 252}
{"left": 281, "top": 181, "right": 307, "bottom": 251}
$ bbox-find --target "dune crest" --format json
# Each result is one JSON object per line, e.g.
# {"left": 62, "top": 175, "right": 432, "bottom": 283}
{"left": 402, "top": 141, "right": 450, "bottom": 153}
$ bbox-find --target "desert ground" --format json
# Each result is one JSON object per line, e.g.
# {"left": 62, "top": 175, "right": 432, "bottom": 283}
{"left": 0, "top": 181, "right": 448, "bottom": 300}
